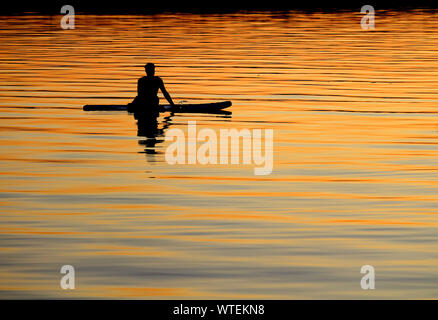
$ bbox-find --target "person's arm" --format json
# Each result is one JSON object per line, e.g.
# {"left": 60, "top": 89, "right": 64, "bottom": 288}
{"left": 159, "top": 78, "right": 175, "bottom": 107}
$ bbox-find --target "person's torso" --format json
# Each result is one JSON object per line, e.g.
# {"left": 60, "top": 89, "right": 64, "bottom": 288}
{"left": 138, "top": 76, "right": 160, "bottom": 99}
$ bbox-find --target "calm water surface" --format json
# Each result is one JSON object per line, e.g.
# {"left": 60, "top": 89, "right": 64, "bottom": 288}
{"left": 0, "top": 11, "right": 438, "bottom": 298}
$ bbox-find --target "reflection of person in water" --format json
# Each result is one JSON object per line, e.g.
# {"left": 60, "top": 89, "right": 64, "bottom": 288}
{"left": 136, "top": 112, "right": 173, "bottom": 159}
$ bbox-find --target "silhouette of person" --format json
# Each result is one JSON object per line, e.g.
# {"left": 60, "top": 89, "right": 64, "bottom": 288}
{"left": 128, "top": 63, "right": 176, "bottom": 160}
{"left": 128, "top": 62, "right": 175, "bottom": 115}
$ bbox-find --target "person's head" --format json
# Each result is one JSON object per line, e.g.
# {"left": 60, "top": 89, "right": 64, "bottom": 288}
{"left": 145, "top": 63, "right": 155, "bottom": 76}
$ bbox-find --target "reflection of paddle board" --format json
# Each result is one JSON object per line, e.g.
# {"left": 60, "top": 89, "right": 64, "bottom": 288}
{"left": 83, "top": 101, "right": 232, "bottom": 112}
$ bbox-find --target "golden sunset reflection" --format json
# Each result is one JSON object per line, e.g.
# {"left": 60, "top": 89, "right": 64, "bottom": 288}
{"left": 0, "top": 11, "right": 438, "bottom": 299}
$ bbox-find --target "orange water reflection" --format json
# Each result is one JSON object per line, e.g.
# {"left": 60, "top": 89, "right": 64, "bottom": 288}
{"left": 0, "top": 11, "right": 438, "bottom": 299}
